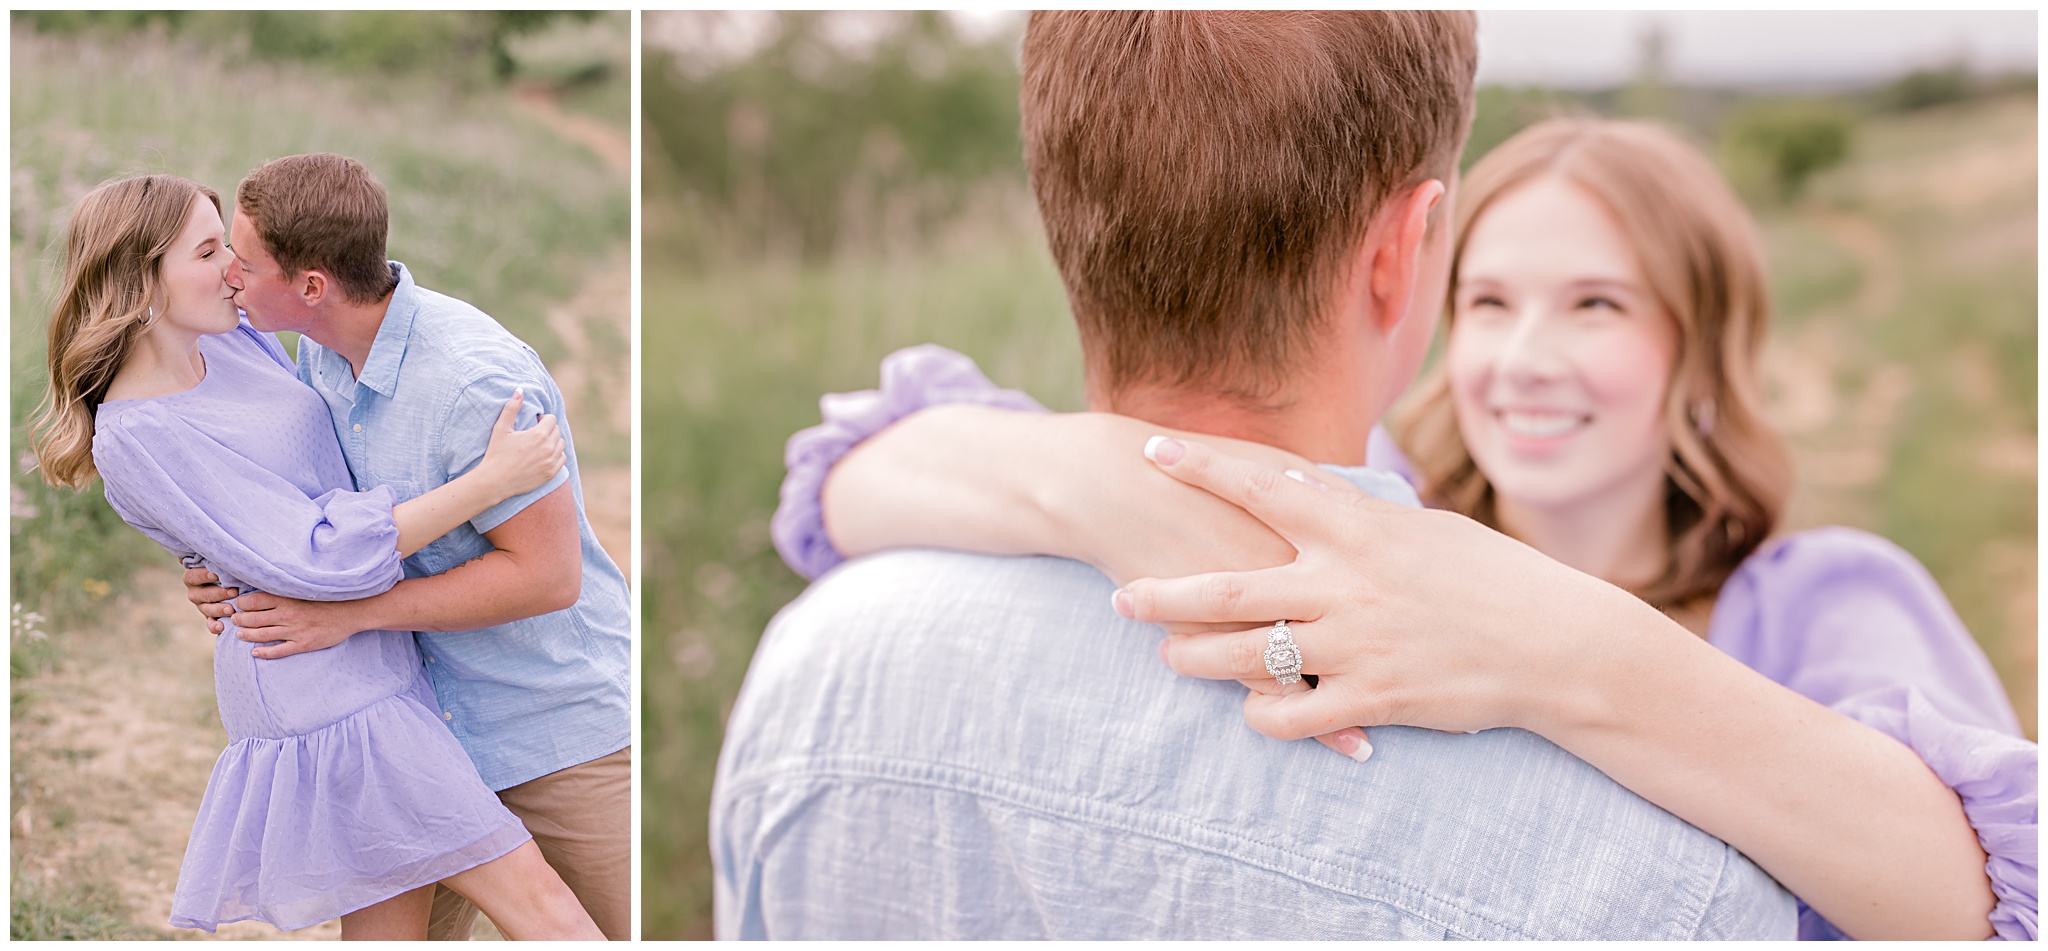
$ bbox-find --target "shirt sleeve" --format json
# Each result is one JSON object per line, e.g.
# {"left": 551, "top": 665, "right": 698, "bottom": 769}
{"left": 1363, "top": 422, "right": 1421, "bottom": 492}
{"left": 771, "top": 344, "right": 1048, "bottom": 580}
{"left": 93, "top": 405, "right": 405, "bottom": 601}
{"left": 1713, "top": 527, "right": 2036, "bottom": 940}
{"left": 438, "top": 371, "right": 571, "bottom": 535}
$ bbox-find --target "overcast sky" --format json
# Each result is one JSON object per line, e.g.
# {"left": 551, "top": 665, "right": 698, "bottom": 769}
{"left": 1474, "top": 11, "right": 2038, "bottom": 89}
{"left": 652, "top": 11, "right": 2039, "bottom": 90}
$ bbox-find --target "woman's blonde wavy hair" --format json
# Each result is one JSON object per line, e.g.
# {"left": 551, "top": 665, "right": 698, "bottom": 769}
{"left": 30, "top": 174, "right": 221, "bottom": 489}
{"left": 1392, "top": 118, "right": 1793, "bottom": 610}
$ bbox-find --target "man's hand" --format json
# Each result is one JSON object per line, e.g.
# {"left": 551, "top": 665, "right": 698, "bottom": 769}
{"left": 182, "top": 566, "right": 240, "bottom": 635}
{"left": 231, "top": 593, "right": 367, "bottom": 660}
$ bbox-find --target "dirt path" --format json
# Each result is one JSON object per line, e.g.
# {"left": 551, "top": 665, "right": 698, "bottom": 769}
{"left": 10, "top": 100, "right": 633, "bottom": 941}
{"left": 513, "top": 84, "right": 631, "bottom": 177}
{"left": 1758, "top": 115, "right": 2037, "bottom": 738}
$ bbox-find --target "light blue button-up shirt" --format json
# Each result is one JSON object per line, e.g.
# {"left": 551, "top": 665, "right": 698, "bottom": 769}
{"left": 298, "top": 262, "right": 631, "bottom": 790}
{"left": 712, "top": 466, "right": 1795, "bottom": 939}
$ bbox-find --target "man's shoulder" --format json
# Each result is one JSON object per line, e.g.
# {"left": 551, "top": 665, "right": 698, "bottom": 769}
{"left": 725, "top": 551, "right": 1795, "bottom": 939}
{"left": 784, "top": 549, "right": 1097, "bottom": 626}
{"left": 402, "top": 283, "right": 550, "bottom": 387}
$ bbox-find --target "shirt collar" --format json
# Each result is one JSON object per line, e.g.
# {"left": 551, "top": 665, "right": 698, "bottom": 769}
{"left": 354, "top": 261, "right": 418, "bottom": 398}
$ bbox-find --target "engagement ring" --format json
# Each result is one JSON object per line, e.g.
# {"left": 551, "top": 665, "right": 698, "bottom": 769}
{"left": 1264, "top": 621, "right": 1303, "bottom": 685}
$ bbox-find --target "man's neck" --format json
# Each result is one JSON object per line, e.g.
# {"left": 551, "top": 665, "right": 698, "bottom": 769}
{"left": 309, "top": 291, "right": 396, "bottom": 378}
{"left": 1095, "top": 364, "right": 1378, "bottom": 466}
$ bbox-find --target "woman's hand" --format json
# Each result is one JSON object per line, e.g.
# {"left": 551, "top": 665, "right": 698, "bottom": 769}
{"left": 1112, "top": 436, "right": 1658, "bottom": 741}
{"left": 1117, "top": 438, "right": 2000, "bottom": 939}
{"left": 474, "top": 390, "right": 564, "bottom": 499}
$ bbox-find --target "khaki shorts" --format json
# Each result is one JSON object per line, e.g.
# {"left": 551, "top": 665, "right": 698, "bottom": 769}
{"left": 427, "top": 745, "right": 632, "bottom": 940}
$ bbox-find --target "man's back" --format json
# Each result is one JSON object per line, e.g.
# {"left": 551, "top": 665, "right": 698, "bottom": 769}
{"left": 713, "top": 544, "right": 1795, "bottom": 938}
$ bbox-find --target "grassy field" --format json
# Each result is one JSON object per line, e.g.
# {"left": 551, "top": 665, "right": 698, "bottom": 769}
{"left": 10, "top": 16, "right": 629, "bottom": 939}
{"left": 640, "top": 89, "right": 2037, "bottom": 936}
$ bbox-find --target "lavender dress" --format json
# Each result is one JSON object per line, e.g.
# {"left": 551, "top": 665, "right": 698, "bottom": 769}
{"left": 92, "top": 321, "right": 531, "bottom": 932}
{"left": 774, "top": 345, "right": 2039, "bottom": 941}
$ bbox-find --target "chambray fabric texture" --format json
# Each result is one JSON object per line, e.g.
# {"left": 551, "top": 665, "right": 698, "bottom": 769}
{"left": 775, "top": 345, "right": 2039, "bottom": 940}
{"left": 296, "top": 262, "right": 631, "bottom": 791}
{"left": 94, "top": 321, "right": 529, "bottom": 932}
{"left": 728, "top": 452, "right": 1795, "bottom": 937}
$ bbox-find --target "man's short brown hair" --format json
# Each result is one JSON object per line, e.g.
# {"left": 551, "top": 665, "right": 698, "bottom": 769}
{"left": 1022, "top": 11, "right": 1478, "bottom": 404}
{"left": 235, "top": 153, "right": 399, "bottom": 305}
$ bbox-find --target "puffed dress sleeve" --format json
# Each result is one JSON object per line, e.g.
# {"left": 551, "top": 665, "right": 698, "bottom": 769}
{"left": 1712, "top": 527, "right": 2037, "bottom": 940}
{"left": 771, "top": 344, "right": 1046, "bottom": 580}
{"left": 94, "top": 403, "right": 406, "bottom": 601}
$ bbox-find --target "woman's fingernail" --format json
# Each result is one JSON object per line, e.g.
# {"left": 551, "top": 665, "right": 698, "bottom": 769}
{"left": 1157, "top": 638, "right": 1169, "bottom": 664}
{"left": 1143, "top": 436, "right": 1184, "bottom": 466}
{"left": 1331, "top": 730, "right": 1373, "bottom": 762}
{"left": 1332, "top": 730, "right": 1374, "bottom": 763}
{"left": 1112, "top": 588, "right": 1135, "bottom": 619}
{"left": 1282, "top": 468, "right": 1330, "bottom": 490}
{"left": 1350, "top": 736, "right": 1374, "bottom": 763}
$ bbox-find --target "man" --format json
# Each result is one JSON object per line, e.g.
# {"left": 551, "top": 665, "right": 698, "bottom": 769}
{"left": 188, "top": 153, "right": 631, "bottom": 940}
{"left": 713, "top": 12, "right": 1794, "bottom": 939}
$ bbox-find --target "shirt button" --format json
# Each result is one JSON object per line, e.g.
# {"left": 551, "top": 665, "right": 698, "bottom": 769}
{"left": 427, "top": 656, "right": 436, "bottom": 664}
{"left": 352, "top": 423, "right": 363, "bottom": 432}
{"left": 443, "top": 711, "right": 453, "bottom": 721}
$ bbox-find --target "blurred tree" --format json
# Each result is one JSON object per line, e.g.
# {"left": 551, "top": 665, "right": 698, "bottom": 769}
{"left": 11, "top": 10, "right": 596, "bottom": 87}
{"left": 1463, "top": 86, "right": 1594, "bottom": 172}
{"left": 1878, "top": 63, "right": 1976, "bottom": 112}
{"left": 1619, "top": 22, "right": 1680, "bottom": 121}
{"left": 1723, "top": 99, "right": 1854, "bottom": 202}
{"left": 644, "top": 11, "right": 1023, "bottom": 261}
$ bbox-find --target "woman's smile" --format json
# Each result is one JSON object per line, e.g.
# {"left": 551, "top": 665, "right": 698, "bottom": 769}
{"left": 1449, "top": 176, "right": 1676, "bottom": 516}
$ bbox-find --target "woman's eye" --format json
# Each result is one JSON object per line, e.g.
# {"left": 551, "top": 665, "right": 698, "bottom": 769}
{"left": 201, "top": 250, "right": 215, "bottom": 259}
{"left": 1576, "top": 296, "right": 1622, "bottom": 313}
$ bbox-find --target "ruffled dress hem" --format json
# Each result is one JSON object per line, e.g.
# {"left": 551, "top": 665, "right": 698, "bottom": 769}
{"left": 167, "top": 691, "right": 532, "bottom": 933}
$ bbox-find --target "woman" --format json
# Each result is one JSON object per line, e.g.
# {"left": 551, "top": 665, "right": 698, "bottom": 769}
{"left": 30, "top": 175, "right": 604, "bottom": 939}
{"left": 770, "top": 120, "right": 2035, "bottom": 939}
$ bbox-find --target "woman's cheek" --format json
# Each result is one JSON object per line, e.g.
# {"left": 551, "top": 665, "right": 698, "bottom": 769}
{"left": 1576, "top": 325, "right": 1673, "bottom": 424}
{"left": 1444, "top": 328, "right": 1497, "bottom": 435}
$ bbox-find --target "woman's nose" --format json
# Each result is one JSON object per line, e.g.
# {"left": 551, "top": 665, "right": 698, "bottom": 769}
{"left": 1495, "top": 308, "right": 1568, "bottom": 384}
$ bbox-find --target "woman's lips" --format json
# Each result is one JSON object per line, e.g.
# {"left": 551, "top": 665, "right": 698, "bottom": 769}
{"left": 1495, "top": 409, "right": 1591, "bottom": 449}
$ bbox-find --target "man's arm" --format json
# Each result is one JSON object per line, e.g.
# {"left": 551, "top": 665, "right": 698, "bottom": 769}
{"left": 215, "top": 483, "right": 582, "bottom": 659}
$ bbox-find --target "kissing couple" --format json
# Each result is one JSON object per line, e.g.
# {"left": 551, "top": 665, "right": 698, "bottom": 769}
{"left": 32, "top": 154, "right": 631, "bottom": 939}
{"left": 714, "top": 11, "right": 2035, "bottom": 940}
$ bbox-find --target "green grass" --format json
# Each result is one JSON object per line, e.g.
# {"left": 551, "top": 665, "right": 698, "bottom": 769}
{"left": 641, "top": 89, "right": 2038, "bottom": 936}
{"left": 9, "top": 874, "right": 159, "bottom": 941}
{"left": 9, "top": 21, "right": 627, "bottom": 633}
{"left": 639, "top": 194, "right": 1079, "bottom": 937}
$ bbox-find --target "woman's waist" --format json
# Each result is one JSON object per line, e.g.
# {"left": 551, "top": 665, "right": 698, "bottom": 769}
{"left": 212, "top": 626, "right": 435, "bottom": 740}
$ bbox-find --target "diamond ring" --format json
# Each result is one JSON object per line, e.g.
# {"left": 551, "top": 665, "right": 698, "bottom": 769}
{"left": 1264, "top": 620, "right": 1303, "bottom": 685}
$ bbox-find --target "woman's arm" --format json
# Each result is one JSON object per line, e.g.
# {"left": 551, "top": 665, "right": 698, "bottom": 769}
{"left": 825, "top": 405, "right": 1310, "bottom": 587}
{"left": 389, "top": 389, "right": 562, "bottom": 558}
{"left": 1125, "top": 438, "right": 1997, "bottom": 940}
{"left": 776, "top": 344, "right": 1311, "bottom": 586}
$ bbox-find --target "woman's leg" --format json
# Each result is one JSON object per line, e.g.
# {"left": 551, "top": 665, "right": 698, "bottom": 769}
{"left": 338, "top": 883, "right": 433, "bottom": 940}
{"left": 440, "top": 840, "right": 605, "bottom": 940}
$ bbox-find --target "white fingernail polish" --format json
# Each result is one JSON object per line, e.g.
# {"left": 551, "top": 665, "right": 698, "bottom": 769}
{"left": 1350, "top": 738, "right": 1374, "bottom": 763}
{"left": 1284, "top": 468, "right": 1329, "bottom": 490}
{"left": 1144, "top": 435, "right": 1168, "bottom": 462}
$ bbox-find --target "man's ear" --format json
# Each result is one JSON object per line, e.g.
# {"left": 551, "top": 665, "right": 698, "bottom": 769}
{"left": 1366, "top": 179, "right": 1447, "bottom": 335}
{"left": 298, "top": 270, "right": 330, "bottom": 308}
